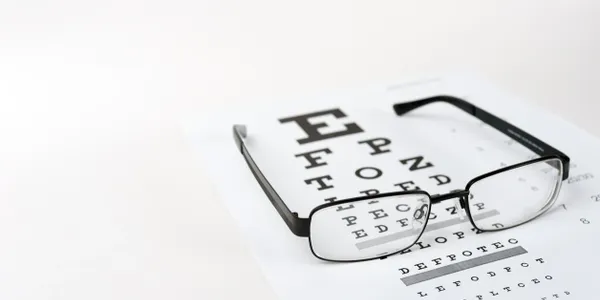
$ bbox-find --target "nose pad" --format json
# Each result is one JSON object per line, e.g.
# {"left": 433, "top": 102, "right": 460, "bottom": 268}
{"left": 411, "top": 203, "right": 429, "bottom": 230}
{"left": 454, "top": 197, "right": 467, "bottom": 221}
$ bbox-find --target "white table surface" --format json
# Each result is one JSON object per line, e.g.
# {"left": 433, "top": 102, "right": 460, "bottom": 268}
{"left": 0, "top": 1, "right": 599, "bottom": 299}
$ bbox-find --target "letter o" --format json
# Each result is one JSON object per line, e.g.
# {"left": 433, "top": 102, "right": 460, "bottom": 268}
{"left": 545, "top": 275, "right": 553, "bottom": 280}
{"left": 396, "top": 204, "right": 410, "bottom": 212}
{"left": 435, "top": 237, "right": 447, "bottom": 244}
{"left": 508, "top": 238, "right": 518, "bottom": 244}
{"left": 470, "top": 276, "right": 479, "bottom": 282}
{"left": 355, "top": 167, "right": 383, "bottom": 180}
{"left": 518, "top": 283, "right": 525, "bottom": 288}
{"left": 521, "top": 263, "right": 529, "bottom": 267}
{"left": 462, "top": 251, "right": 472, "bottom": 257}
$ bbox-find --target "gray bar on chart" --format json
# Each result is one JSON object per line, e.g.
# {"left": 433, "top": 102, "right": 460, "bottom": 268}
{"left": 355, "top": 210, "right": 500, "bottom": 250}
{"left": 401, "top": 246, "right": 528, "bottom": 286}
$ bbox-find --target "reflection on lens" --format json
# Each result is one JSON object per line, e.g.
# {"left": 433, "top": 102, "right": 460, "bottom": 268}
{"left": 309, "top": 193, "right": 431, "bottom": 261}
{"left": 467, "top": 158, "right": 563, "bottom": 230}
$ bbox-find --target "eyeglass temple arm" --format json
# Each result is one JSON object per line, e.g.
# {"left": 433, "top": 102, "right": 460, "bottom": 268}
{"left": 393, "top": 95, "right": 570, "bottom": 180}
{"left": 233, "top": 125, "right": 310, "bottom": 237}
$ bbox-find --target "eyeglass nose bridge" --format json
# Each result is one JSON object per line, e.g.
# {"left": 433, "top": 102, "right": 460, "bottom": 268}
{"left": 431, "top": 189, "right": 469, "bottom": 220}
{"left": 430, "top": 189, "right": 469, "bottom": 204}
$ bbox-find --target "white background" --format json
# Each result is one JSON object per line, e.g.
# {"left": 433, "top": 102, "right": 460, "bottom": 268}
{"left": 0, "top": 1, "right": 599, "bottom": 299}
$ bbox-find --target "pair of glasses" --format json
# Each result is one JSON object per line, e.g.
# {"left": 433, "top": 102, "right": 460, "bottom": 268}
{"left": 233, "top": 95, "right": 570, "bottom": 262}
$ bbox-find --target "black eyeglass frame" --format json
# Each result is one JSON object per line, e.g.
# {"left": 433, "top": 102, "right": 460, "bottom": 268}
{"left": 233, "top": 95, "right": 570, "bottom": 262}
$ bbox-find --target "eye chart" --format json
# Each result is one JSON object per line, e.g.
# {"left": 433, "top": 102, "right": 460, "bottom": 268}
{"left": 184, "top": 75, "right": 600, "bottom": 300}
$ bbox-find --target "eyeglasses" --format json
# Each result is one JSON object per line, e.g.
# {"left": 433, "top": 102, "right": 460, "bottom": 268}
{"left": 233, "top": 95, "right": 570, "bottom": 262}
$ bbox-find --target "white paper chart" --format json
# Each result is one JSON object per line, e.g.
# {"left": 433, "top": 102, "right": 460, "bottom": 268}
{"left": 184, "top": 75, "right": 600, "bottom": 300}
